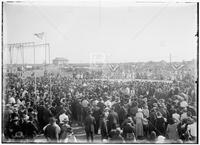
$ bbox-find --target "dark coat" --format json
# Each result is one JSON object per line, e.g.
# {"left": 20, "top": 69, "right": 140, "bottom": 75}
{"left": 92, "top": 107, "right": 101, "bottom": 121}
{"left": 84, "top": 114, "right": 96, "bottom": 133}
{"left": 107, "top": 111, "right": 119, "bottom": 132}
{"left": 108, "top": 111, "right": 119, "bottom": 125}
{"left": 100, "top": 118, "right": 108, "bottom": 139}
{"left": 21, "top": 121, "right": 38, "bottom": 139}
{"left": 7, "top": 121, "right": 22, "bottom": 139}
{"left": 97, "top": 102, "right": 106, "bottom": 113}
{"left": 155, "top": 117, "right": 165, "bottom": 136}
{"left": 118, "top": 106, "right": 127, "bottom": 125}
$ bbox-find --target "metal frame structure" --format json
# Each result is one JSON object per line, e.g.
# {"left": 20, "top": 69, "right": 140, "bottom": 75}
{"left": 5, "top": 42, "right": 51, "bottom": 97}
{"left": 7, "top": 42, "right": 50, "bottom": 66}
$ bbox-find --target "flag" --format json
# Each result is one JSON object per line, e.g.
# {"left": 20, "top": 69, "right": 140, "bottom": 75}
{"left": 34, "top": 32, "right": 45, "bottom": 40}
{"left": 172, "top": 64, "right": 184, "bottom": 71}
{"left": 109, "top": 64, "right": 119, "bottom": 72}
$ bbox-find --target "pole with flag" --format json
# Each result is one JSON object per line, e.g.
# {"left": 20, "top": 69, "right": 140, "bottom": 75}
{"left": 33, "top": 42, "right": 36, "bottom": 98}
{"left": 34, "top": 32, "right": 45, "bottom": 98}
{"left": 34, "top": 32, "right": 46, "bottom": 71}
{"left": 34, "top": 32, "right": 52, "bottom": 100}
{"left": 34, "top": 32, "right": 45, "bottom": 40}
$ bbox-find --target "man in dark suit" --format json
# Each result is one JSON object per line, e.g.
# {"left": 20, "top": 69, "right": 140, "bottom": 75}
{"left": 108, "top": 107, "right": 119, "bottom": 133}
{"left": 92, "top": 105, "right": 101, "bottom": 134}
{"left": 107, "top": 107, "right": 119, "bottom": 134}
{"left": 84, "top": 110, "right": 96, "bottom": 142}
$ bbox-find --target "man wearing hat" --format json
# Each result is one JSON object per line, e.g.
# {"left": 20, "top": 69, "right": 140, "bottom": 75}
{"left": 60, "top": 117, "right": 71, "bottom": 142}
{"left": 7, "top": 116, "right": 22, "bottom": 139}
{"left": 3, "top": 104, "right": 12, "bottom": 138}
{"left": 21, "top": 114, "right": 38, "bottom": 140}
{"left": 187, "top": 116, "right": 197, "bottom": 142}
{"left": 84, "top": 110, "right": 96, "bottom": 142}
{"left": 107, "top": 107, "right": 119, "bottom": 134}
{"left": 59, "top": 109, "right": 69, "bottom": 125}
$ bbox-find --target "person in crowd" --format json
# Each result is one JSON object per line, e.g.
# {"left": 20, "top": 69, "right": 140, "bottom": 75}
{"left": 44, "top": 117, "right": 61, "bottom": 142}
{"left": 128, "top": 101, "right": 138, "bottom": 119}
{"left": 59, "top": 109, "right": 69, "bottom": 126}
{"left": 100, "top": 112, "right": 109, "bottom": 141}
{"left": 82, "top": 98, "right": 89, "bottom": 123}
{"left": 107, "top": 107, "right": 119, "bottom": 134}
{"left": 65, "top": 127, "right": 77, "bottom": 143}
{"left": 84, "top": 110, "right": 96, "bottom": 142}
{"left": 155, "top": 111, "right": 166, "bottom": 136}
{"left": 148, "top": 103, "right": 158, "bottom": 133}
{"left": 135, "top": 108, "right": 144, "bottom": 139}
{"left": 49, "top": 102, "right": 57, "bottom": 117}
{"left": 142, "top": 105, "right": 149, "bottom": 137}
{"left": 92, "top": 104, "right": 101, "bottom": 134}
{"left": 187, "top": 116, "right": 197, "bottom": 142}
{"left": 177, "top": 118, "right": 189, "bottom": 141}
{"left": 109, "top": 128, "right": 125, "bottom": 143}
{"left": 118, "top": 104, "right": 128, "bottom": 126}
{"left": 3, "top": 104, "right": 12, "bottom": 139}
{"left": 149, "top": 131, "right": 157, "bottom": 143}
{"left": 7, "top": 116, "right": 22, "bottom": 139}
{"left": 59, "top": 117, "right": 71, "bottom": 142}
{"left": 122, "top": 116, "right": 136, "bottom": 143}
{"left": 172, "top": 109, "right": 180, "bottom": 123}
{"left": 21, "top": 115, "right": 38, "bottom": 140}
{"left": 37, "top": 102, "right": 47, "bottom": 132}
{"left": 166, "top": 118, "right": 179, "bottom": 141}
{"left": 180, "top": 108, "right": 188, "bottom": 121}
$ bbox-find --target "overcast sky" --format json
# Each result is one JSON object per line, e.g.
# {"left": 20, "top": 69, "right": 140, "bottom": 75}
{"left": 3, "top": 0, "right": 197, "bottom": 64}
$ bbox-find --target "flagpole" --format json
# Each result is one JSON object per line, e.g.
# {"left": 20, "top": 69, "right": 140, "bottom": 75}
{"left": 48, "top": 44, "right": 52, "bottom": 100}
{"left": 196, "top": 2, "right": 199, "bottom": 106}
{"left": 44, "top": 32, "right": 47, "bottom": 72}
{"left": 34, "top": 42, "right": 36, "bottom": 98}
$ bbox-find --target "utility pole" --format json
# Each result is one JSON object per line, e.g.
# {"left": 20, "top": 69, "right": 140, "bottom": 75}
{"left": 197, "top": 2, "right": 199, "bottom": 81}
{"left": 196, "top": 2, "right": 199, "bottom": 109}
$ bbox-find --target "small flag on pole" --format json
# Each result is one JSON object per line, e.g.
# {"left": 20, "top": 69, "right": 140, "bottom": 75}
{"left": 34, "top": 32, "right": 45, "bottom": 40}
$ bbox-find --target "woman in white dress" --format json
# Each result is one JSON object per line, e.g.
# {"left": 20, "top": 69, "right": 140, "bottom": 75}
{"left": 135, "top": 108, "right": 144, "bottom": 139}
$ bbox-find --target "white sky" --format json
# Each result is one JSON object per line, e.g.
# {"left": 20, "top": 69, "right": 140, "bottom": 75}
{"left": 3, "top": 0, "right": 197, "bottom": 64}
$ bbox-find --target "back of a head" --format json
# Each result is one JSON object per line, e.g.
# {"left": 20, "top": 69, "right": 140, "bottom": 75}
{"left": 168, "top": 118, "right": 174, "bottom": 125}
{"left": 49, "top": 117, "right": 56, "bottom": 124}
{"left": 150, "top": 131, "right": 156, "bottom": 141}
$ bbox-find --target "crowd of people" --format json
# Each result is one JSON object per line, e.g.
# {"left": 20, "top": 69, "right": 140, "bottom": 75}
{"left": 2, "top": 70, "right": 197, "bottom": 143}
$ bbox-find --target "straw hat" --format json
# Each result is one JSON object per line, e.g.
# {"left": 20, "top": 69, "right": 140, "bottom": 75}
{"left": 138, "top": 108, "right": 142, "bottom": 112}
{"left": 156, "top": 135, "right": 166, "bottom": 143}
{"left": 63, "top": 117, "right": 69, "bottom": 123}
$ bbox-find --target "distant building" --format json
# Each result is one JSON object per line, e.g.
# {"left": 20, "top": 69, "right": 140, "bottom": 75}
{"left": 53, "top": 57, "right": 68, "bottom": 65}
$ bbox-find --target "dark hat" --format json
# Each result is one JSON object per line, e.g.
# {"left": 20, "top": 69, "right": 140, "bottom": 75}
{"left": 88, "top": 110, "right": 92, "bottom": 114}
{"left": 153, "top": 103, "right": 158, "bottom": 107}
{"left": 67, "top": 127, "right": 73, "bottom": 133}
{"left": 13, "top": 116, "right": 19, "bottom": 121}
{"left": 15, "top": 131, "right": 24, "bottom": 138}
